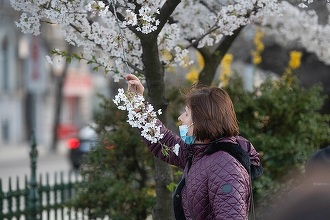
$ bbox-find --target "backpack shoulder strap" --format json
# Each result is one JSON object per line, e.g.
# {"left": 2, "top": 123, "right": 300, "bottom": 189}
{"left": 204, "top": 141, "right": 251, "bottom": 175}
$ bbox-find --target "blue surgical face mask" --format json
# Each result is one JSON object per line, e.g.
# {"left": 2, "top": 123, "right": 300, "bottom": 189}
{"left": 179, "top": 123, "right": 195, "bottom": 144}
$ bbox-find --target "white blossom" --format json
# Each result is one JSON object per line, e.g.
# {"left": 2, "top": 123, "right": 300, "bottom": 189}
{"left": 173, "top": 144, "right": 180, "bottom": 156}
{"left": 298, "top": 3, "right": 308, "bottom": 8}
{"left": 45, "top": 55, "right": 53, "bottom": 65}
{"left": 113, "top": 88, "right": 164, "bottom": 144}
{"left": 123, "top": 10, "right": 138, "bottom": 26}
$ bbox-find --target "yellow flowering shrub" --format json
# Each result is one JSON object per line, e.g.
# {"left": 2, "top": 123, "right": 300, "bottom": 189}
{"left": 289, "top": 51, "right": 302, "bottom": 70}
{"left": 252, "top": 29, "right": 264, "bottom": 65}
{"left": 282, "top": 50, "right": 303, "bottom": 86}
{"left": 186, "top": 68, "right": 199, "bottom": 84}
{"left": 184, "top": 51, "right": 204, "bottom": 84}
{"left": 219, "top": 53, "right": 233, "bottom": 87}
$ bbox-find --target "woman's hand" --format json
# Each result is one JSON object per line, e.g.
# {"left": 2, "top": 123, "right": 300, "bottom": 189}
{"left": 125, "top": 74, "right": 145, "bottom": 95}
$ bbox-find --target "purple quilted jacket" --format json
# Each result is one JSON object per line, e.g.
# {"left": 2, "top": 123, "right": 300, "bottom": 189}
{"left": 142, "top": 120, "right": 262, "bottom": 220}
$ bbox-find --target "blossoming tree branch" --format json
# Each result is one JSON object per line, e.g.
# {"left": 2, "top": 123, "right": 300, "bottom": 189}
{"left": 10, "top": 0, "right": 327, "bottom": 83}
{"left": 11, "top": 0, "right": 294, "bottom": 80}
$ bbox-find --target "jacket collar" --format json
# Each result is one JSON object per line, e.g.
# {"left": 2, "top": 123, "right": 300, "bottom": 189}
{"left": 188, "top": 137, "right": 237, "bottom": 160}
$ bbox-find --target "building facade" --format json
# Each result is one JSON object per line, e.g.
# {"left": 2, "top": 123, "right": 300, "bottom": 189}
{"left": 0, "top": 0, "right": 25, "bottom": 145}
{"left": 0, "top": 0, "right": 110, "bottom": 148}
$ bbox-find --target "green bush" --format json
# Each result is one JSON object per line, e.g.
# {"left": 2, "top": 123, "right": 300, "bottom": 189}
{"left": 68, "top": 96, "right": 155, "bottom": 220}
{"left": 225, "top": 74, "right": 330, "bottom": 218}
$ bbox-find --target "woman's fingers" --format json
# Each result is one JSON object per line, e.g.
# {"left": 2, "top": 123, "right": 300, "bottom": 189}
{"left": 125, "top": 74, "right": 144, "bottom": 95}
{"left": 127, "top": 80, "right": 139, "bottom": 93}
{"left": 125, "top": 74, "right": 139, "bottom": 81}
{"left": 127, "top": 79, "right": 140, "bottom": 86}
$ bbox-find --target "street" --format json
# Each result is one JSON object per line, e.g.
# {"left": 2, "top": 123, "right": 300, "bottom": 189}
{"left": 0, "top": 141, "right": 73, "bottom": 191}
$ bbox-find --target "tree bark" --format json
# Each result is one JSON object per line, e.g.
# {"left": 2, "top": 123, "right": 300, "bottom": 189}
{"left": 198, "top": 27, "right": 244, "bottom": 86}
{"left": 50, "top": 46, "right": 72, "bottom": 151}
{"left": 140, "top": 34, "right": 174, "bottom": 220}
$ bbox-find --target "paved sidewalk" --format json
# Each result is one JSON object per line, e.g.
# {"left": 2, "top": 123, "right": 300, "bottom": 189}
{"left": 0, "top": 143, "right": 34, "bottom": 163}
{"left": 0, "top": 141, "right": 68, "bottom": 163}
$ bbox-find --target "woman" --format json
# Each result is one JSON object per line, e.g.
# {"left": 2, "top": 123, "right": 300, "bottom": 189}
{"left": 126, "top": 74, "right": 263, "bottom": 220}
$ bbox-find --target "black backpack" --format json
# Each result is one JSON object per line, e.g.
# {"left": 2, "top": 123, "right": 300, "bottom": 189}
{"left": 204, "top": 141, "right": 263, "bottom": 180}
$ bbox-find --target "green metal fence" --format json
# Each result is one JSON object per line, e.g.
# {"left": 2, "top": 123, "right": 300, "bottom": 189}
{"left": 0, "top": 134, "right": 85, "bottom": 220}
{"left": 0, "top": 172, "right": 83, "bottom": 219}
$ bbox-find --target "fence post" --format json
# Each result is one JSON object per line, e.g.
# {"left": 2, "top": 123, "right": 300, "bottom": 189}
{"left": 28, "top": 131, "right": 38, "bottom": 220}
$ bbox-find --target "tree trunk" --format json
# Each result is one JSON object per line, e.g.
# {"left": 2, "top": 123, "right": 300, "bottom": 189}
{"left": 141, "top": 34, "right": 173, "bottom": 220}
{"left": 50, "top": 46, "right": 72, "bottom": 151}
{"left": 198, "top": 27, "right": 244, "bottom": 86}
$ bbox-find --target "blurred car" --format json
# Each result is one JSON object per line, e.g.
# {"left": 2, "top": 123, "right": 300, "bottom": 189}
{"left": 66, "top": 124, "right": 98, "bottom": 169}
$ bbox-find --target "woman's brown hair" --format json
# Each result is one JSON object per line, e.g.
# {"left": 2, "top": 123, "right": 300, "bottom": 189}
{"left": 184, "top": 86, "right": 239, "bottom": 142}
